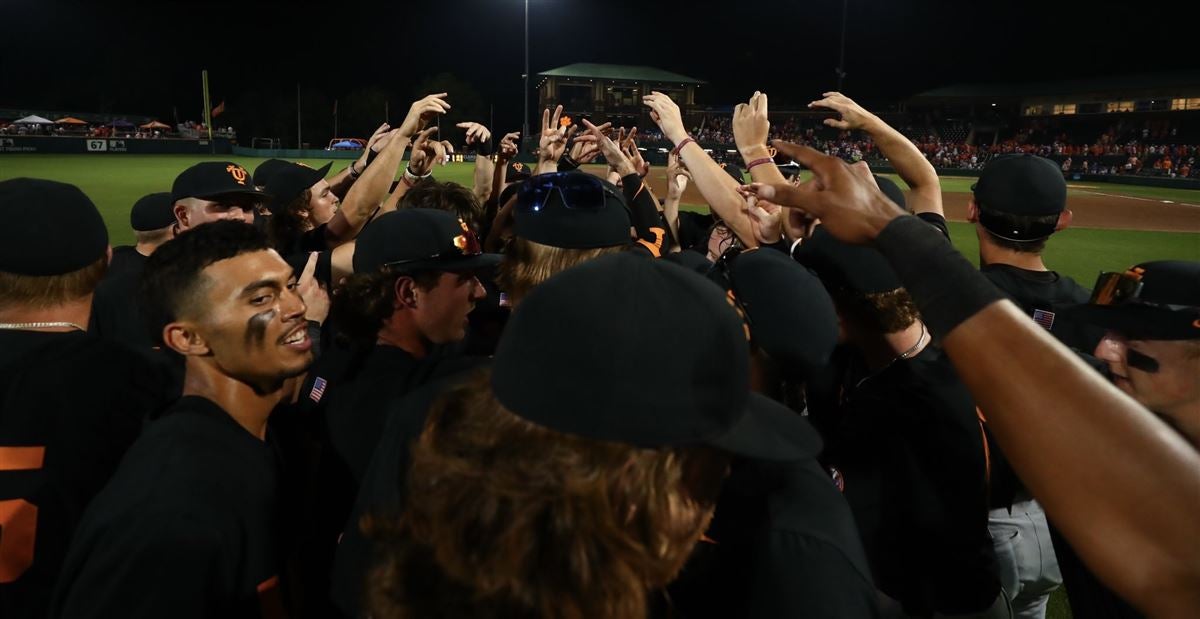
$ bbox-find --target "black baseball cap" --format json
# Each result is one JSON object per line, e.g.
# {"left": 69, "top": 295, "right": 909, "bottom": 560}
{"left": 129, "top": 192, "right": 176, "bottom": 232}
{"left": 875, "top": 175, "right": 907, "bottom": 211}
{"left": 266, "top": 162, "right": 332, "bottom": 215}
{"left": 506, "top": 160, "right": 532, "bottom": 182}
{"left": 492, "top": 252, "right": 820, "bottom": 460}
{"left": 662, "top": 248, "right": 713, "bottom": 274}
{"left": 1066, "top": 261, "right": 1200, "bottom": 340}
{"left": 514, "top": 172, "right": 632, "bottom": 249}
{"left": 972, "top": 154, "right": 1067, "bottom": 241}
{"left": 727, "top": 248, "right": 840, "bottom": 379}
{"left": 794, "top": 225, "right": 903, "bottom": 294}
{"left": 352, "top": 208, "right": 500, "bottom": 274}
{"left": 171, "top": 161, "right": 270, "bottom": 203}
{"left": 721, "top": 161, "right": 745, "bottom": 185}
{"left": 252, "top": 158, "right": 292, "bottom": 188}
{"left": 0, "top": 178, "right": 108, "bottom": 276}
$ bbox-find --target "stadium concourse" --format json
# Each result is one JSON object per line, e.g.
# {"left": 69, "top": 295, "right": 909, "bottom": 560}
{"left": 1, "top": 82, "right": 1198, "bottom": 619}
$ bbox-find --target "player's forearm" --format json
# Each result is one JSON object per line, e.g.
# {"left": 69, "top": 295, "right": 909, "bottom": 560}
{"left": 740, "top": 145, "right": 786, "bottom": 186}
{"left": 329, "top": 135, "right": 409, "bottom": 242}
{"left": 473, "top": 154, "right": 495, "bottom": 203}
{"left": 863, "top": 116, "right": 942, "bottom": 215}
{"left": 678, "top": 142, "right": 758, "bottom": 248}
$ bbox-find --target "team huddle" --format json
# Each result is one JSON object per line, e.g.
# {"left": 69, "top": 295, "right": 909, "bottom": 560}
{"left": 1, "top": 90, "right": 1198, "bottom": 619}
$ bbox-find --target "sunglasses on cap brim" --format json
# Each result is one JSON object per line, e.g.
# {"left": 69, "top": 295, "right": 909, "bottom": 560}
{"left": 516, "top": 172, "right": 622, "bottom": 214}
{"left": 1089, "top": 270, "right": 1198, "bottom": 312}
{"left": 380, "top": 227, "right": 484, "bottom": 270}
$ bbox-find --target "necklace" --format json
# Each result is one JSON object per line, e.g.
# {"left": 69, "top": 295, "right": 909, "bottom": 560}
{"left": 852, "top": 322, "right": 928, "bottom": 390}
{"left": 0, "top": 321, "right": 86, "bottom": 332}
{"left": 892, "top": 322, "right": 928, "bottom": 364}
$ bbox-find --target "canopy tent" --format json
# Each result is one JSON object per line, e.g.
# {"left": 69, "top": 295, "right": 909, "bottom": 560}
{"left": 331, "top": 140, "right": 362, "bottom": 149}
{"left": 139, "top": 120, "right": 171, "bottom": 130}
{"left": 55, "top": 117, "right": 89, "bottom": 125}
{"left": 13, "top": 115, "right": 54, "bottom": 125}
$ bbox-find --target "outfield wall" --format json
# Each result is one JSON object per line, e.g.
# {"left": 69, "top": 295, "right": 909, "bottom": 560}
{"left": 231, "top": 145, "right": 360, "bottom": 160}
{"left": 0, "top": 136, "right": 233, "bottom": 155}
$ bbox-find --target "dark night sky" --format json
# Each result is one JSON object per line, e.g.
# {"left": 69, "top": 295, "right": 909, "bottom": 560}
{"left": 2, "top": 0, "right": 1192, "bottom": 141}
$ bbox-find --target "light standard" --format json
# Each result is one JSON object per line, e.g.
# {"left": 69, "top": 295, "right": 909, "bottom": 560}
{"left": 522, "top": 0, "right": 530, "bottom": 152}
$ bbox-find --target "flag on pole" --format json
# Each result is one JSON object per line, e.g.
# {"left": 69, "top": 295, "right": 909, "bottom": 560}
{"left": 212, "top": 101, "right": 226, "bottom": 117}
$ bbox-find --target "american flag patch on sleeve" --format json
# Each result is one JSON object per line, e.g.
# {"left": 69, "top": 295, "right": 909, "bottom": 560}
{"left": 309, "top": 377, "right": 328, "bottom": 403}
{"left": 1032, "top": 309, "right": 1056, "bottom": 331}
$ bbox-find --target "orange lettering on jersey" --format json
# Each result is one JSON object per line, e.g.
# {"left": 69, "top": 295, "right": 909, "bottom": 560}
{"left": 0, "top": 446, "right": 44, "bottom": 471}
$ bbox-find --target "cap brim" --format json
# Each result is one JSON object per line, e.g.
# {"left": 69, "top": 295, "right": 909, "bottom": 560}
{"left": 707, "top": 392, "right": 822, "bottom": 461}
{"left": 1062, "top": 303, "right": 1200, "bottom": 340}
{"left": 195, "top": 188, "right": 272, "bottom": 200}
{"left": 392, "top": 253, "right": 502, "bottom": 274}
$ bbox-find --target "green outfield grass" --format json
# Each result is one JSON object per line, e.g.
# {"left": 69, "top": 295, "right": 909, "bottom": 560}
{"left": 2, "top": 155, "right": 1196, "bottom": 288}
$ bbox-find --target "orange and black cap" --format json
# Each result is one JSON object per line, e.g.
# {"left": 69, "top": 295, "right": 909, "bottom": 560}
{"left": 1066, "top": 261, "right": 1200, "bottom": 340}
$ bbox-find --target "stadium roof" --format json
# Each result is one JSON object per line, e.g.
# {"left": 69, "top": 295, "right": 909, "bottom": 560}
{"left": 538, "top": 63, "right": 705, "bottom": 85}
{"left": 912, "top": 71, "right": 1200, "bottom": 100}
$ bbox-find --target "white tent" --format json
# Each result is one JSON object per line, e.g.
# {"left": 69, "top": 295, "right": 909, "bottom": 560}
{"left": 12, "top": 115, "right": 55, "bottom": 125}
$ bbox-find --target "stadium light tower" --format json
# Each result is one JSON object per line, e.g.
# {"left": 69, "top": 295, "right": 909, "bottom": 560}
{"left": 523, "top": 0, "right": 530, "bottom": 152}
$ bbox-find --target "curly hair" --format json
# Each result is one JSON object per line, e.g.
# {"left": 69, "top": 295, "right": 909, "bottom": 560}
{"left": 267, "top": 188, "right": 313, "bottom": 253}
{"left": 365, "top": 369, "right": 725, "bottom": 619}
{"left": 498, "top": 237, "right": 625, "bottom": 307}
{"left": 832, "top": 287, "right": 922, "bottom": 334}
{"left": 400, "top": 180, "right": 485, "bottom": 233}
{"left": 330, "top": 267, "right": 442, "bottom": 344}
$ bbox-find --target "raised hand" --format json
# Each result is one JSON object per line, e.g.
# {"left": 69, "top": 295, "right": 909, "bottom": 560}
{"left": 399, "top": 93, "right": 451, "bottom": 138}
{"left": 666, "top": 152, "right": 690, "bottom": 197}
{"left": 457, "top": 122, "right": 492, "bottom": 146}
{"left": 733, "top": 91, "right": 770, "bottom": 156}
{"left": 736, "top": 140, "right": 905, "bottom": 244}
{"left": 538, "top": 105, "right": 568, "bottom": 164}
{"left": 642, "top": 91, "right": 688, "bottom": 144}
{"left": 295, "top": 252, "right": 330, "bottom": 325}
{"left": 809, "top": 92, "right": 877, "bottom": 132}
{"left": 621, "top": 127, "right": 649, "bottom": 177}
{"left": 743, "top": 194, "right": 783, "bottom": 245}
{"left": 575, "top": 119, "right": 634, "bottom": 177}
{"left": 497, "top": 131, "right": 520, "bottom": 162}
{"left": 407, "top": 126, "right": 441, "bottom": 176}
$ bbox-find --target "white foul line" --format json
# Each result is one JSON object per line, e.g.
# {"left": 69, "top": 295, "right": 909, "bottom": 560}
{"left": 1069, "top": 188, "right": 1200, "bottom": 209}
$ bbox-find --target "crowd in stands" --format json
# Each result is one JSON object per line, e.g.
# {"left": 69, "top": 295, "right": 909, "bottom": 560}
{"left": 0, "top": 119, "right": 237, "bottom": 140}
{"left": 657, "top": 112, "right": 1200, "bottom": 179}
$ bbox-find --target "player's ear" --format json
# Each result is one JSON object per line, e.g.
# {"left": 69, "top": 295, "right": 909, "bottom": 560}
{"left": 173, "top": 201, "right": 189, "bottom": 230}
{"left": 1055, "top": 209, "right": 1073, "bottom": 232}
{"left": 966, "top": 198, "right": 980, "bottom": 223}
{"left": 393, "top": 276, "right": 418, "bottom": 310}
{"left": 163, "top": 321, "right": 210, "bottom": 357}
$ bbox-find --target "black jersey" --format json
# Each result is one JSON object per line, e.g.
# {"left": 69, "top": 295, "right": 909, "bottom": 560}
{"left": 808, "top": 345, "right": 999, "bottom": 617}
{"left": 50, "top": 396, "right": 284, "bottom": 619}
{"left": 667, "top": 449, "right": 880, "bottom": 618}
{"left": 103, "top": 245, "right": 146, "bottom": 282}
{"left": 980, "top": 263, "right": 1102, "bottom": 354}
{"left": 328, "top": 364, "right": 484, "bottom": 617}
{"left": 0, "top": 330, "right": 168, "bottom": 618}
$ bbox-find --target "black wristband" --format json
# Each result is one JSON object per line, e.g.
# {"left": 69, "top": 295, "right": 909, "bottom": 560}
{"left": 559, "top": 154, "right": 580, "bottom": 171}
{"left": 364, "top": 146, "right": 381, "bottom": 169}
{"left": 476, "top": 138, "right": 495, "bottom": 157}
{"left": 874, "top": 216, "right": 1005, "bottom": 338}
